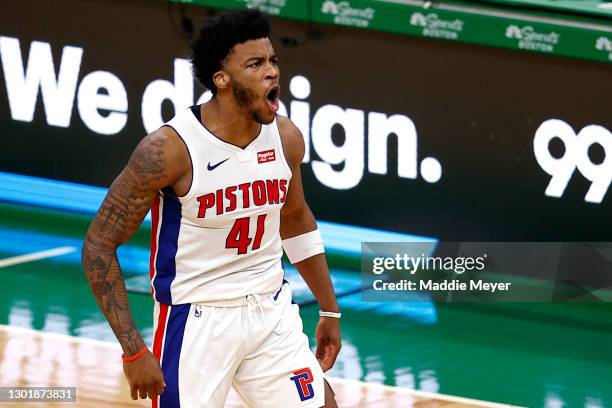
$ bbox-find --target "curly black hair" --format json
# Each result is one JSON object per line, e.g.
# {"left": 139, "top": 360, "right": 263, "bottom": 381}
{"left": 190, "top": 8, "right": 271, "bottom": 94}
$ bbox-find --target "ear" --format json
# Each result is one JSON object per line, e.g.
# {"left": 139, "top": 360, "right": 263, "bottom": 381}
{"left": 213, "top": 71, "right": 230, "bottom": 90}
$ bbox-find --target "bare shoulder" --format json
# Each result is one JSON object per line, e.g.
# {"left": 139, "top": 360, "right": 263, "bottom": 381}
{"left": 276, "top": 115, "right": 304, "bottom": 169}
{"left": 84, "top": 126, "right": 190, "bottom": 249}
{"left": 126, "top": 125, "right": 190, "bottom": 190}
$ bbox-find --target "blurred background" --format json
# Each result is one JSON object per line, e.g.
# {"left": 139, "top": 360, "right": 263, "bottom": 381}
{"left": 0, "top": 0, "right": 610, "bottom": 406}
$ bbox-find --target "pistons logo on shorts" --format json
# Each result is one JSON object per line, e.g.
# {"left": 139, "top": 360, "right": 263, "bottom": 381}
{"left": 289, "top": 367, "right": 314, "bottom": 401}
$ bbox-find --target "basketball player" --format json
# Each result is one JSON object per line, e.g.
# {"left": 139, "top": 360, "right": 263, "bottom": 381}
{"left": 82, "top": 8, "right": 341, "bottom": 408}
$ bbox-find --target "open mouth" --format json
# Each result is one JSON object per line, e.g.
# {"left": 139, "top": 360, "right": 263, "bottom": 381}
{"left": 265, "top": 85, "right": 280, "bottom": 113}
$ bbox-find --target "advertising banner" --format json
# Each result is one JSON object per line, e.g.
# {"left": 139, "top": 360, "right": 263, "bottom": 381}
{"left": 0, "top": 0, "right": 610, "bottom": 241}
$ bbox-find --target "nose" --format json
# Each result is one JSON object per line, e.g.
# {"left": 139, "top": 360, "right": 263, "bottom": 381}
{"left": 265, "top": 60, "right": 279, "bottom": 80}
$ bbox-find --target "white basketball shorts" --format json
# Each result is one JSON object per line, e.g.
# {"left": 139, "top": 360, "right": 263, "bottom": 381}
{"left": 150, "top": 282, "right": 325, "bottom": 408}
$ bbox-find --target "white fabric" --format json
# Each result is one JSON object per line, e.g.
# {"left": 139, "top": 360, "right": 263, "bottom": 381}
{"left": 171, "top": 283, "right": 325, "bottom": 408}
{"left": 282, "top": 229, "right": 325, "bottom": 264}
{"left": 151, "top": 107, "right": 293, "bottom": 304}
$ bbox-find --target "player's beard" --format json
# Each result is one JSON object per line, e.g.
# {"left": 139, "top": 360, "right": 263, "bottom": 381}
{"left": 232, "top": 79, "right": 271, "bottom": 124}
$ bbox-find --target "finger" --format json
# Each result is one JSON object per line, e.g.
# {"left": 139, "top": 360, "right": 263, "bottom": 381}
{"left": 139, "top": 387, "right": 147, "bottom": 399}
{"left": 321, "top": 345, "right": 340, "bottom": 372}
{"left": 330, "top": 343, "right": 341, "bottom": 360}
{"left": 130, "top": 384, "right": 138, "bottom": 401}
{"left": 321, "top": 350, "right": 333, "bottom": 371}
{"left": 158, "top": 370, "right": 166, "bottom": 393}
{"left": 320, "top": 347, "right": 331, "bottom": 371}
{"left": 146, "top": 384, "right": 158, "bottom": 400}
{"left": 315, "top": 340, "right": 326, "bottom": 361}
{"left": 155, "top": 379, "right": 165, "bottom": 395}
{"left": 321, "top": 358, "right": 332, "bottom": 372}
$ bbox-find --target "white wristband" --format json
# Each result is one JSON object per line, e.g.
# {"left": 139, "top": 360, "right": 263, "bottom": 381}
{"left": 319, "top": 310, "right": 342, "bottom": 319}
{"left": 281, "top": 229, "right": 324, "bottom": 264}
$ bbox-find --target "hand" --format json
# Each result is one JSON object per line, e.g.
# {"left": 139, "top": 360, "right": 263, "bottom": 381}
{"left": 123, "top": 351, "right": 166, "bottom": 400}
{"left": 315, "top": 316, "right": 341, "bottom": 372}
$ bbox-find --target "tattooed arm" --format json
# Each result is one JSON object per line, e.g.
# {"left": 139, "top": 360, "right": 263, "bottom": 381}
{"left": 82, "top": 126, "right": 190, "bottom": 400}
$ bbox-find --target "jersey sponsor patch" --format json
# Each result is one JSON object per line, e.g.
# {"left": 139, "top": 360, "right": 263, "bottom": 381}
{"left": 257, "top": 149, "right": 276, "bottom": 164}
{"left": 289, "top": 367, "right": 315, "bottom": 402}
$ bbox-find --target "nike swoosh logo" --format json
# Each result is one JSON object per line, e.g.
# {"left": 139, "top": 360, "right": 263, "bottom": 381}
{"left": 207, "top": 158, "right": 229, "bottom": 171}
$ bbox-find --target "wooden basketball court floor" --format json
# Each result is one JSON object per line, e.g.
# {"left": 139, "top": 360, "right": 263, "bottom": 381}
{"left": 0, "top": 325, "right": 521, "bottom": 408}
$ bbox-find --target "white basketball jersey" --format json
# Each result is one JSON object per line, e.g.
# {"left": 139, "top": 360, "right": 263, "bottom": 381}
{"left": 149, "top": 106, "right": 292, "bottom": 305}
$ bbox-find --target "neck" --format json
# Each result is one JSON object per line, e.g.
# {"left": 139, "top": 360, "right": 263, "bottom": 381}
{"left": 200, "top": 96, "right": 261, "bottom": 148}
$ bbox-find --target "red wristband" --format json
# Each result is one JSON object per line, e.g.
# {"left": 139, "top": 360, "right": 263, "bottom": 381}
{"left": 122, "top": 346, "right": 148, "bottom": 363}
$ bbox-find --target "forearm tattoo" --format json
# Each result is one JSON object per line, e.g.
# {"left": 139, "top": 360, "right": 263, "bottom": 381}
{"left": 82, "top": 136, "right": 167, "bottom": 355}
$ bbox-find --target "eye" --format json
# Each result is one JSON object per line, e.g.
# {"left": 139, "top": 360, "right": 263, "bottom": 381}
{"left": 249, "top": 61, "right": 261, "bottom": 68}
